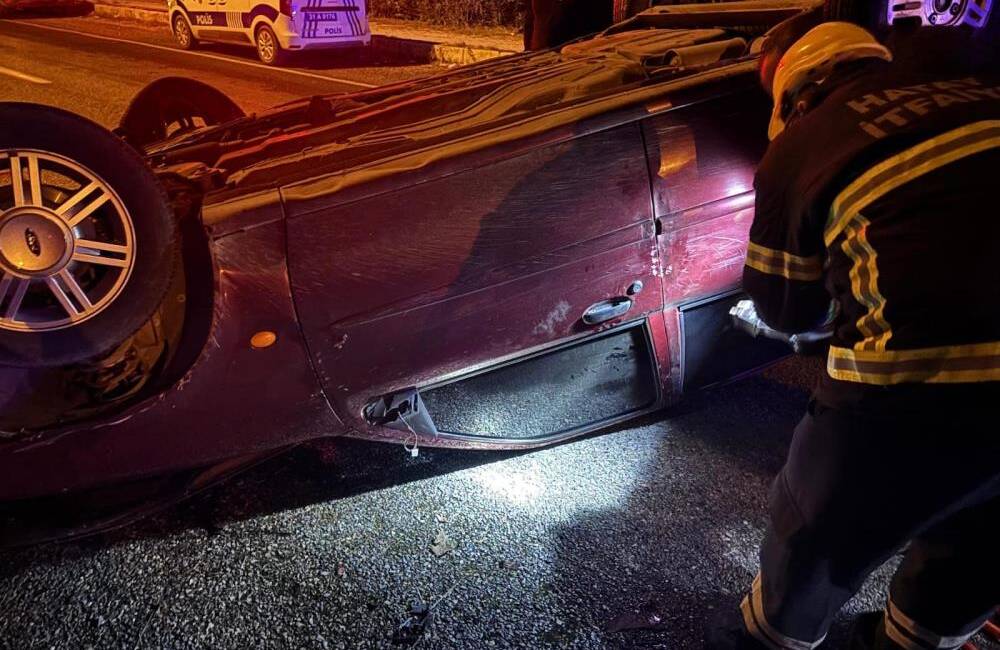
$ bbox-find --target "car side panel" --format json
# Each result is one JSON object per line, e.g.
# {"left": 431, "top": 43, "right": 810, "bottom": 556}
{"left": 0, "top": 219, "right": 342, "bottom": 502}
{"left": 641, "top": 87, "right": 784, "bottom": 391}
{"left": 643, "top": 88, "right": 771, "bottom": 306}
{"left": 658, "top": 194, "right": 756, "bottom": 304}
{"left": 175, "top": 0, "right": 249, "bottom": 42}
{"left": 285, "top": 123, "right": 665, "bottom": 440}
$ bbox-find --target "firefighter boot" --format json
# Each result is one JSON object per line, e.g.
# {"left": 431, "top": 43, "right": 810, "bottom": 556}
{"left": 705, "top": 609, "right": 774, "bottom": 650}
{"left": 848, "top": 613, "right": 906, "bottom": 650}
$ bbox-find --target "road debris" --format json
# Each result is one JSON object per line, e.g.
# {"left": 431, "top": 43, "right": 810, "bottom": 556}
{"left": 430, "top": 530, "right": 456, "bottom": 557}
{"left": 391, "top": 602, "right": 431, "bottom": 646}
{"left": 605, "top": 597, "right": 666, "bottom": 633}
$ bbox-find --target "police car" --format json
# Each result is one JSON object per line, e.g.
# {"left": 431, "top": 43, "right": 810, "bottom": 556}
{"left": 167, "top": 0, "right": 370, "bottom": 65}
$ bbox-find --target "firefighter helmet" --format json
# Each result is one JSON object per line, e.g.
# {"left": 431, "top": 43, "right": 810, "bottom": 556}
{"left": 768, "top": 22, "right": 892, "bottom": 140}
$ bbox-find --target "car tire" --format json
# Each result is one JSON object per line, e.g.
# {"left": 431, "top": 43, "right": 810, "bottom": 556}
{"left": 255, "top": 25, "right": 287, "bottom": 66}
{"left": 0, "top": 103, "right": 179, "bottom": 368}
{"left": 117, "top": 77, "right": 245, "bottom": 149}
{"left": 172, "top": 13, "right": 198, "bottom": 50}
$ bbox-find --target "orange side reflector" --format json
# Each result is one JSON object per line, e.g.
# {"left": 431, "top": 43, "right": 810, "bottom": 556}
{"left": 251, "top": 331, "right": 277, "bottom": 349}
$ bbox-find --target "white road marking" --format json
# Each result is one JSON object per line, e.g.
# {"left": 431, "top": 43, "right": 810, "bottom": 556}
{"left": 0, "top": 65, "right": 52, "bottom": 85}
{"left": 3, "top": 19, "right": 377, "bottom": 89}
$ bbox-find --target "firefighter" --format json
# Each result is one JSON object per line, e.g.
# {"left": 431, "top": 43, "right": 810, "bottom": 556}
{"left": 712, "top": 16, "right": 1000, "bottom": 650}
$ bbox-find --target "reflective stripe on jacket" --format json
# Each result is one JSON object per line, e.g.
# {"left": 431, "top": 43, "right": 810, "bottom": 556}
{"left": 745, "top": 37, "right": 1000, "bottom": 389}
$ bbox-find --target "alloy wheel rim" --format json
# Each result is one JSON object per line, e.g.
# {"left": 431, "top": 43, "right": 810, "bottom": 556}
{"left": 175, "top": 18, "right": 190, "bottom": 46}
{"left": 0, "top": 150, "right": 136, "bottom": 332}
{"left": 258, "top": 31, "right": 275, "bottom": 61}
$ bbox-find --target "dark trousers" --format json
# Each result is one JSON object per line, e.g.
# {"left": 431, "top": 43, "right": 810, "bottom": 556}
{"left": 523, "top": 0, "right": 613, "bottom": 50}
{"left": 742, "top": 389, "right": 1000, "bottom": 649}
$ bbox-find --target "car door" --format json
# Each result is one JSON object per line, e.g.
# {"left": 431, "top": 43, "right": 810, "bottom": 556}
{"left": 641, "top": 83, "right": 791, "bottom": 391}
{"left": 189, "top": 0, "right": 244, "bottom": 42}
{"left": 284, "top": 121, "right": 665, "bottom": 446}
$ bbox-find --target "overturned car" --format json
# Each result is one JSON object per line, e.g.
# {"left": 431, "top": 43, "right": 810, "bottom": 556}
{"left": 1, "top": 1, "right": 844, "bottom": 539}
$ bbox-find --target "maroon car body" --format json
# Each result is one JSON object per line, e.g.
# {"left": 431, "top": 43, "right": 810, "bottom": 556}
{"left": 0, "top": 2, "right": 819, "bottom": 513}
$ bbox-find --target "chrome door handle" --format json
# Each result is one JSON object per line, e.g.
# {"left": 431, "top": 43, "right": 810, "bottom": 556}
{"left": 582, "top": 297, "right": 633, "bottom": 325}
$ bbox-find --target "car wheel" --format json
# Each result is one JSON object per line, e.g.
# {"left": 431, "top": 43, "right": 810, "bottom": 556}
{"left": 117, "top": 77, "right": 245, "bottom": 149}
{"left": 255, "top": 25, "right": 287, "bottom": 65}
{"left": 172, "top": 13, "right": 198, "bottom": 50}
{"left": 0, "top": 103, "right": 178, "bottom": 368}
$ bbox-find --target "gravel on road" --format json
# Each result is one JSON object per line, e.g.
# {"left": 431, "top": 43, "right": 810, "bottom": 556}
{"left": 1, "top": 358, "right": 997, "bottom": 649}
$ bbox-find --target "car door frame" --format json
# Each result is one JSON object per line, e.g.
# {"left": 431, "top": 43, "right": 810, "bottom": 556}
{"left": 640, "top": 77, "right": 791, "bottom": 397}
{"left": 282, "top": 111, "right": 670, "bottom": 450}
{"left": 187, "top": 0, "right": 248, "bottom": 44}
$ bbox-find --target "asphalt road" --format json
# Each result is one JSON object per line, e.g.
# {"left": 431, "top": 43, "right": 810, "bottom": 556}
{"left": 0, "top": 13, "right": 439, "bottom": 127}
{"left": 2, "top": 359, "right": 997, "bottom": 649}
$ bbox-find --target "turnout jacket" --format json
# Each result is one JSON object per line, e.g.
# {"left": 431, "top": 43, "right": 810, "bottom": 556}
{"left": 745, "top": 46, "right": 1000, "bottom": 395}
